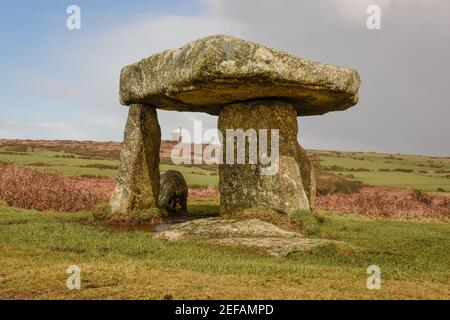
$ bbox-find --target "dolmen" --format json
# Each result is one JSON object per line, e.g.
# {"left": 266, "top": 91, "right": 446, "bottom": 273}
{"left": 110, "top": 34, "right": 361, "bottom": 216}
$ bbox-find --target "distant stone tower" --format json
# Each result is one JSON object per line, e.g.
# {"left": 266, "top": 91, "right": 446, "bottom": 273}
{"left": 171, "top": 127, "right": 182, "bottom": 143}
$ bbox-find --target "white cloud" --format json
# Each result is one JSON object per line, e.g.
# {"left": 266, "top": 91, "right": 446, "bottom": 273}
{"left": 332, "top": 0, "right": 391, "bottom": 25}
{"left": 11, "top": 12, "right": 242, "bottom": 141}
{"left": 0, "top": 121, "right": 87, "bottom": 140}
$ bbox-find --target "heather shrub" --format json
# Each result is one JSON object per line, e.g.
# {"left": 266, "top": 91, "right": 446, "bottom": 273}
{"left": 393, "top": 168, "right": 414, "bottom": 173}
{"left": 30, "top": 162, "right": 50, "bottom": 167}
{"left": 316, "top": 187, "right": 450, "bottom": 219}
{"left": 4, "top": 145, "right": 29, "bottom": 153}
{"left": 80, "top": 163, "right": 118, "bottom": 170}
{"left": 189, "top": 184, "right": 209, "bottom": 189}
{"left": 92, "top": 203, "right": 112, "bottom": 221}
{"left": 0, "top": 164, "right": 103, "bottom": 212}
{"left": 410, "top": 189, "right": 432, "bottom": 205}
{"left": 316, "top": 176, "right": 364, "bottom": 195}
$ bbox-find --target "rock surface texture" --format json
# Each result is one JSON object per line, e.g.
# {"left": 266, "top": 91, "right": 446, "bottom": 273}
{"left": 218, "top": 100, "right": 314, "bottom": 214}
{"left": 158, "top": 170, "right": 188, "bottom": 214}
{"left": 120, "top": 34, "right": 360, "bottom": 116}
{"left": 154, "top": 218, "right": 329, "bottom": 257}
{"left": 110, "top": 104, "right": 161, "bottom": 214}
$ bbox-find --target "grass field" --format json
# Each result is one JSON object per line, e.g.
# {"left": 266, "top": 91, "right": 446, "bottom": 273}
{"left": 316, "top": 151, "right": 450, "bottom": 192}
{"left": 0, "top": 202, "right": 449, "bottom": 299}
{"left": 0, "top": 141, "right": 449, "bottom": 299}
{"left": 2, "top": 145, "right": 449, "bottom": 191}
{"left": 0, "top": 147, "right": 218, "bottom": 186}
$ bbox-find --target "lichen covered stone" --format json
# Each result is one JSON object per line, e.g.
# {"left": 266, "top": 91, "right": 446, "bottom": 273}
{"left": 218, "top": 100, "right": 315, "bottom": 215}
{"left": 110, "top": 104, "right": 161, "bottom": 213}
{"left": 158, "top": 170, "right": 188, "bottom": 214}
{"left": 154, "top": 218, "right": 329, "bottom": 257}
{"left": 297, "top": 144, "right": 316, "bottom": 210}
{"left": 154, "top": 218, "right": 298, "bottom": 240}
{"left": 120, "top": 34, "right": 360, "bottom": 116}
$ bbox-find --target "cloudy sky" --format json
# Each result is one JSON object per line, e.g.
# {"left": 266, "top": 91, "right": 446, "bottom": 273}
{"left": 0, "top": 0, "right": 449, "bottom": 156}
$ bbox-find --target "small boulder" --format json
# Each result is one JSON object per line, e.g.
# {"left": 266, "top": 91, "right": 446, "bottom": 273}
{"left": 158, "top": 170, "right": 188, "bottom": 214}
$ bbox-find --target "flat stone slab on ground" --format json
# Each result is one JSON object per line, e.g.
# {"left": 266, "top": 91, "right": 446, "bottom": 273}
{"left": 154, "top": 218, "right": 330, "bottom": 257}
{"left": 208, "top": 237, "right": 329, "bottom": 257}
{"left": 120, "top": 34, "right": 360, "bottom": 116}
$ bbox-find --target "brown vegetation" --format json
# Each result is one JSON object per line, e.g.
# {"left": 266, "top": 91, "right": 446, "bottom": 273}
{"left": 0, "top": 164, "right": 113, "bottom": 212}
{"left": 0, "top": 139, "right": 213, "bottom": 162}
{"left": 1, "top": 162, "right": 449, "bottom": 219}
{"left": 316, "top": 175, "right": 364, "bottom": 195}
{"left": 188, "top": 186, "right": 219, "bottom": 199}
{"left": 0, "top": 139, "right": 123, "bottom": 160}
{"left": 80, "top": 163, "right": 118, "bottom": 170}
{"left": 316, "top": 187, "right": 450, "bottom": 219}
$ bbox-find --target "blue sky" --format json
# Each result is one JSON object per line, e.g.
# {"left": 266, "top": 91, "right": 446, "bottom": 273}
{"left": 1, "top": 0, "right": 449, "bottom": 156}
{"left": 0, "top": 0, "right": 204, "bottom": 140}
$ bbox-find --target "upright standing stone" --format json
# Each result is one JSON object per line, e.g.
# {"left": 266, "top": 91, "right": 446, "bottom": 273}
{"left": 218, "top": 100, "right": 313, "bottom": 215}
{"left": 110, "top": 104, "right": 161, "bottom": 214}
{"left": 297, "top": 144, "right": 316, "bottom": 210}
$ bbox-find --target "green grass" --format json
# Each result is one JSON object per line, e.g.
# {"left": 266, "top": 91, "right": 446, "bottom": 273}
{"left": 3, "top": 146, "right": 450, "bottom": 191}
{"left": 318, "top": 152, "right": 450, "bottom": 172}
{"left": 2, "top": 143, "right": 449, "bottom": 299}
{"left": 0, "top": 148, "right": 117, "bottom": 167}
{"left": 160, "top": 164, "right": 218, "bottom": 187}
{"left": 0, "top": 147, "right": 218, "bottom": 186}
{"left": 0, "top": 203, "right": 449, "bottom": 299}
{"left": 314, "top": 151, "right": 450, "bottom": 192}
{"left": 0, "top": 148, "right": 118, "bottom": 177}
{"left": 347, "top": 171, "right": 450, "bottom": 191}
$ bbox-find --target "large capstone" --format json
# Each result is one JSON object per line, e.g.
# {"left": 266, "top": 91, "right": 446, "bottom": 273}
{"left": 218, "top": 100, "right": 315, "bottom": 215}
{"left": 120, "top": 35, "right": 360, "bottom": 116}
{"left": 110, "top": 104, "right": 161, "bottom": 213}
{"left": 158, "top": 170, "right": 188, "bottom": 215}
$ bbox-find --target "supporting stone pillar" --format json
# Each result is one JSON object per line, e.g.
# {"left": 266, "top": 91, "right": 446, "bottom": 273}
{"left": 110, "top": 104, "right": 161, "bottom": 214}
{"left": 218, "top": 100, "right": 315, "bottom": 215}
{"left": 298, "top": 144, "right": 316, "bottom": 211}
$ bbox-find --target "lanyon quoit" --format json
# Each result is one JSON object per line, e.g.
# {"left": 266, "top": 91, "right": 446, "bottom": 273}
{"left": 110, "top": 34, "right": 361, "bottom": 216}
